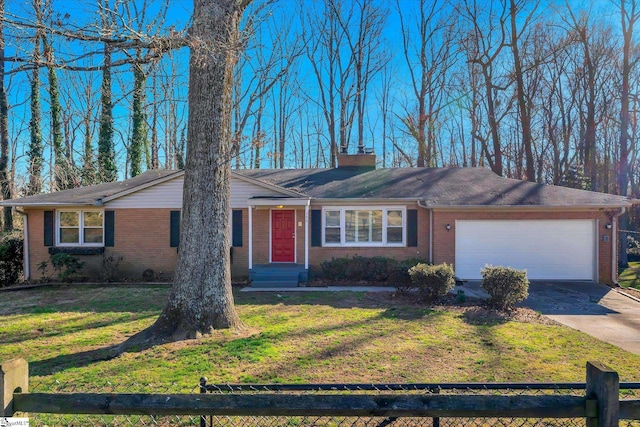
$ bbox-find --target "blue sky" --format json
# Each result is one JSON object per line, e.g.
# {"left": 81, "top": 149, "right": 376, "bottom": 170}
{"left": 2, "top": 0, "right": 630, "bottom": 185}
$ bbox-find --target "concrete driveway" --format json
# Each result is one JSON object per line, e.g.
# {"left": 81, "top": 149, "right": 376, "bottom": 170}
{"left": 457, "top": 281, "right": 640, "bottom": 355}
{"left": 522, "top": 282, "right": 640, "bottom": 355}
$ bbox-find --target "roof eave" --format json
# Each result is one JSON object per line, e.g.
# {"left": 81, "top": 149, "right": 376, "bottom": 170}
{"left": 427, "top": 203, "right": 634, "bottom": 211}
{"left": 0, "top": 201, "right": 99, "bottom": 208}
{"left": 311, "top": 198, "right": 422, "bottom": 205}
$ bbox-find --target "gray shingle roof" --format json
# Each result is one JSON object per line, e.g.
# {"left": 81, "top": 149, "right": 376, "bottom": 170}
{"left": 1, "top": 166, "right": 634, "bottom": 208}
{"left": 238, "top": 167, "right": 634, "bottom": 207}
{"left": 0, "top": 169, "right": 179, "bottom": 206}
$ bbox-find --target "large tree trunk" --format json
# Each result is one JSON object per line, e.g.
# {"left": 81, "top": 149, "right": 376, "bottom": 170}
{"left": 119, "top": 0, "right": 247, "bottom": 348}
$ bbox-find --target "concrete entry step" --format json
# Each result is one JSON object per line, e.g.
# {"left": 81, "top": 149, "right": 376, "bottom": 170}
{"left": 249, "top": 264, "right": 308, "bottom": 288}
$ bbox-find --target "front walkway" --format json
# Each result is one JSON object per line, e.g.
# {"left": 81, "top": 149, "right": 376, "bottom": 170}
{"left": 240, "top": 285, "right": 396, "bottom": 292}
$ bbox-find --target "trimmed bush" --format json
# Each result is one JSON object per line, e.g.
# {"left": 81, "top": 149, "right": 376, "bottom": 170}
{"left": 409, "top": 263, "right": 455, "bottom": 302}
{"left": 320, "top": 257, "right": 351, "bottom": 280}
{"left": 319, "top": 256, "right": 428, "bottom": 285}
{"left": 0, "top": 234, "right": 23, "bottom": 286}
{"left": 481, "top": 266, "right": 529, "bottom": 310}
{"left": 390, "top": 258, "right": 428, "bottom": 294}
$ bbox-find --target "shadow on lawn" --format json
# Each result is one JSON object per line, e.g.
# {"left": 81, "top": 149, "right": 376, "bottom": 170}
{"left": 29, "top": 345, "right": 121, "bottom": 377}
{"left": 28, "top": 335, "right": 165, "bottom": 377}
{"left": 0, "top": 312, "right": 157, "bottom": 346}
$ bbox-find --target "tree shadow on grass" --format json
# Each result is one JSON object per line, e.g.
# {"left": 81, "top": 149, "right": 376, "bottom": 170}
{"left": 28, "top": 333, "right": 167, "bottom": 377}
{"left": 0, "top": 312, "right": 157, "bottom": 345}
{"left": 29, "top": 345, "right": 120, "bottom": 377}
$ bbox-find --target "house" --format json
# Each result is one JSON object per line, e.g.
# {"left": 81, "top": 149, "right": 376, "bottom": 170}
{"left": 1, "top": 153, "right": 636, "bottom": 286}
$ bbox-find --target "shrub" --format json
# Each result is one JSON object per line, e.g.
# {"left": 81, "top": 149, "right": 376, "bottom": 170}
{"left": 409, "top": 263, "right": 455, "bottom": 303}
{"left": 481, "top": 266, "right": 529, "bottom": 310}
{"left": 390, "top": 258, "right": 428, "bottom": 294}
{"left": 320, "top": 257, "right": 351, "bottom": 280}
{"left": 320, "top": 256, "right": 395, "bottom": 282}
{"left": 50, "top": 253, "right": 84, "bottom": 282}
{"left": 628, "top": 235, "right": 640, "bottom": 259}
{"left": 142, "top": 268, "right": 156, "bottom": 282}
{"left": 358, "top": 256, "right": 396, "bottom": 282}
{"left": 320, "top": 256, "right": 429, "bottom": 287}
{"left": 0, "top": 235, "right": 23, "bottom": 286}
{"left": 102, "top": 253, "right": 123, "bottom": 282}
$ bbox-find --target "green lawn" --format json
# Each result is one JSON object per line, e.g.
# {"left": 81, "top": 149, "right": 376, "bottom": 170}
{"left": 1, "top": 284, "right": 639, "bottom": 394}
{"left": 619, "top": 260, "right": 640, "bottom": 290}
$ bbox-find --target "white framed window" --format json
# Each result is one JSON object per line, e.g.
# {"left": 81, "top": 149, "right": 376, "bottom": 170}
{"left": 322, "top": 207, "right": 406, "bottom": 247}
{"left": 56, "top": 210, "right": 104, "bottom": 246}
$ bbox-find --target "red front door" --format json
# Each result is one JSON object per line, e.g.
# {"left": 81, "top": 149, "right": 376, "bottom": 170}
{"left": 272, "top": 210, "right": 295, "bottom": 263}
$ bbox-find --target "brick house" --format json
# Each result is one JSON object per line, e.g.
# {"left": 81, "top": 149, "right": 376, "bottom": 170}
{"left": 1, "top": 153, "right": 636, "bottom": 286}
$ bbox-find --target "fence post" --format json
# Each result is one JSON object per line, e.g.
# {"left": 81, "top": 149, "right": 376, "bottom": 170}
{"left": 1, "top": 358, "right": 29, "bottom": 417}
{"left": 200, "top": 377, "right": 208, "bottom": 427}
{"left": 432, "top": 388, "right": 440, "bottom": 427}
{"left": 586, "top": 361, "right": 619, "bottom": 427}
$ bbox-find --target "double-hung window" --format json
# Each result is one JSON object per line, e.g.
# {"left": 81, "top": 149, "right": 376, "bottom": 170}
{"left": 322, "top": 207, "right": 405, "bottom": 246}
{"left": 57, "top": 210, "right": 104, "bottom": 246}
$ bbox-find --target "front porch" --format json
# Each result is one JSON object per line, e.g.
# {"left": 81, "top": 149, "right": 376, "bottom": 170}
{"left": 247, "top": 196, "right": 311, "bottom": 288}
{"left": 249, "top": 263, "right": 309, "bottom": 288}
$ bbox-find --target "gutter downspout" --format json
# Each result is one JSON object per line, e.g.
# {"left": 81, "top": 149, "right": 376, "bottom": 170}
{"left": 304, "top": 203, "right": 309, "bottom": 270}
{"left": 611, "top": 207, "right": 626, "bottom": 285}
{"left": 248, "top": 204, "right": 253, "bottom": 271}
{"left": 15, "top": 208, "right": 29, "bottom": 281}
{"left": 417, "top": 200, "right": 432, "bottom": 264}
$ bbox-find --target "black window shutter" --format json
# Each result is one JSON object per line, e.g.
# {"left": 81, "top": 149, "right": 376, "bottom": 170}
{"left": 170, "top": 210, "right": 180, "bottom": 248}
{"left": 311, "top": 210, "right": 322, "bottom": 247}
{"left": 407, "top": 209, "right": 418, "bottom": 247}
{"left": 104, "top": 211, "right": 115, "bottom": 247}
{"left": 44, "top": 211, "right": 54, "bottom": 246}
{"left": 232, "top": 210, "right": 243, "bottom": 247}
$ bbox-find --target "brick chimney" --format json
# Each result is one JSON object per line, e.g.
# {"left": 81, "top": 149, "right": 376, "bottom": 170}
{"left": 337, "top": 151, "right": 376, "bottom": 171}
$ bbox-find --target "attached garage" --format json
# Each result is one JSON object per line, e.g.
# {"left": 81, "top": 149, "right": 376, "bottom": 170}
{"left": 454, "top": 220, "right": 597, "bottom": 281}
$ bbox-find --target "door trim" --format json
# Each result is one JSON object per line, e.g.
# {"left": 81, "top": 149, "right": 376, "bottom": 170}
{"left": 270, "top": 209, "right": 296, "bottom": 263}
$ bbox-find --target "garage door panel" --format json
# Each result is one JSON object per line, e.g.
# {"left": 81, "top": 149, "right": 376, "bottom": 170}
{"left": 455, "top": 220, "right": 595, "bottom": 280}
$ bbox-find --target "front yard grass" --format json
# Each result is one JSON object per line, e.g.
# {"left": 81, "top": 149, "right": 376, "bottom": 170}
{"left": 1, "top": 284, "right": 639, "bottom": 394}
{"left": 619, "top": 260, "right": 640, "bottom": 290}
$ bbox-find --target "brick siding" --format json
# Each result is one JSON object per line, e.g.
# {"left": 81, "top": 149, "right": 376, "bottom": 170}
{"left": 25, "top": 206, "right": 617, "bottom": 284}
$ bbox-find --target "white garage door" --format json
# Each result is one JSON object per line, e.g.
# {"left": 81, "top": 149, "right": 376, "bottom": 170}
{"left": 455, "top": 220, "right": 596, "bottom": 280}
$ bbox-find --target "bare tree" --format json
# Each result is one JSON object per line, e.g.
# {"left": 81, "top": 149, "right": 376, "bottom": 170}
{"left": 302, "top": 0, "right": 388, "bottom": 164}
{"left": 231, "top": 9, "right": 302, "bottom": 169}
{"left": 616, "top": 0, "right": 640, "bottom": 266}
{"left": 560, "top": 4, "right": 617, "bottom": 191}
{"left": 397, "top": 0, "right": 455, "bottom": 167}
{"left": 508, "top": 0, "right": 540, "bottom": 181}
{"left": 457, "top": 0, "right": 511, "bottom": 176}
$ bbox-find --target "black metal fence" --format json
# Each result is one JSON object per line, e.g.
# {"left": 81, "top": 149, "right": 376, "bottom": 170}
{"left": 198, "top": 379, "right": 640, "bottom": 427}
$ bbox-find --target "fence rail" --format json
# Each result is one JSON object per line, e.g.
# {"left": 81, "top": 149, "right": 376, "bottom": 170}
{"left": 2, "top": 359, "right": 640, "bottom": 427}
